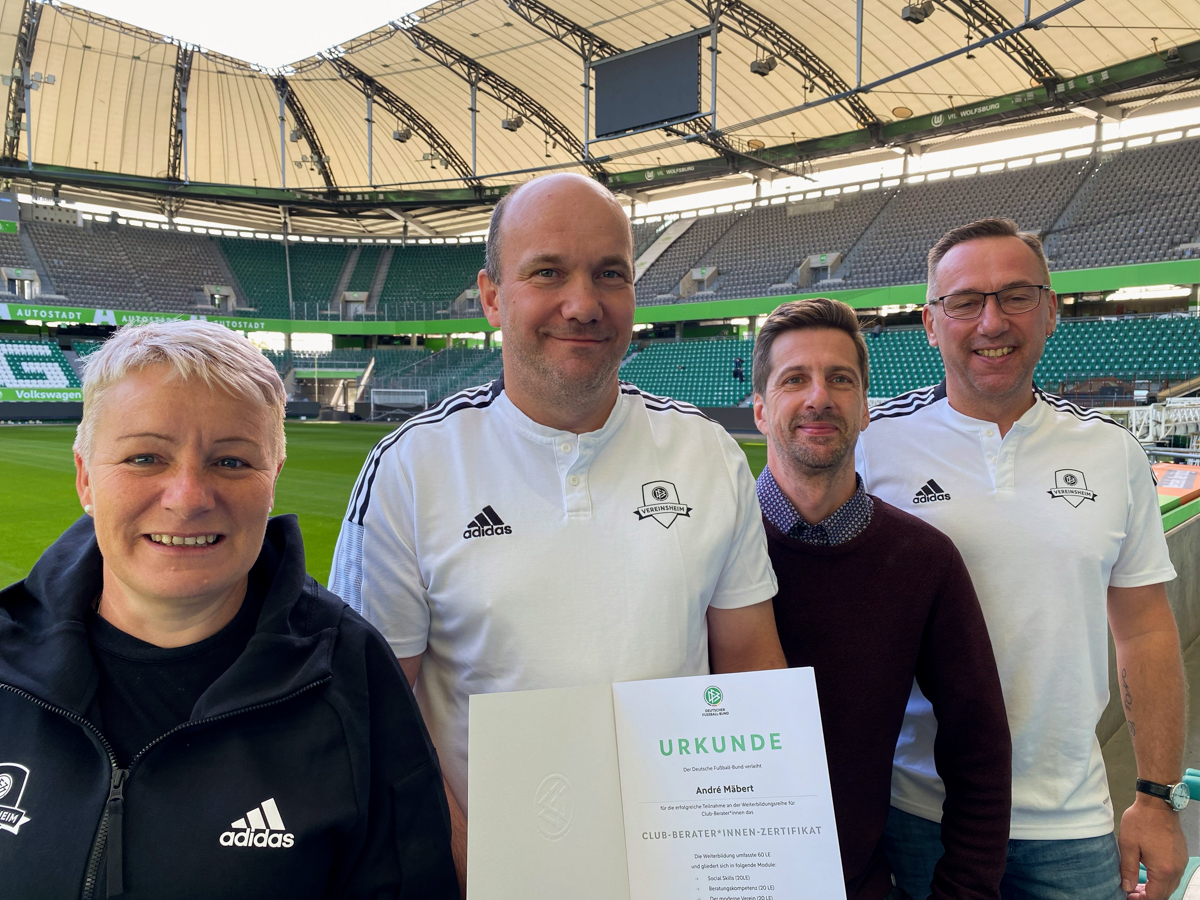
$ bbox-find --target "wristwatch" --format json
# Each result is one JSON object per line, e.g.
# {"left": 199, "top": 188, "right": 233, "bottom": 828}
{"left": 1135, "top": 778, "right": 1191, "bottom": 811}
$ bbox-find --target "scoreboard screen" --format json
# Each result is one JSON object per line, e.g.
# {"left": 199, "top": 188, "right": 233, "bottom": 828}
{"left": 593, "top": 31, "right": 702, "bottom": 138}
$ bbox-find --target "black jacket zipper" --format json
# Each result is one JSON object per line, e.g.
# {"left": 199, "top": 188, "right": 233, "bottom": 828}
{"left": 1, "top": 676, "right": 331, "bottom": 899}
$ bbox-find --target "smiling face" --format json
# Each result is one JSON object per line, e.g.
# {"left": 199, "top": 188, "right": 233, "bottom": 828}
{"left": 479, "top": 175, "right": 635, "bottom": 423}
{"left": 924, "top": 235, "right": 1056, "bottom": 411}
{"left": 75, "top": 364, "right": 281, "bottom": 611}
{"left": 754, "top": 327, "right": 870, "bottom": 476}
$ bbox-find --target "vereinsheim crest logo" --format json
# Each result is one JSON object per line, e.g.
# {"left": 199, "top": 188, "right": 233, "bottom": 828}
{"left": 634, "top": 481, "right": 692, "bottom": 529}
{"left": 0, "top": 763, "right": 31, "bottom": 835}
{"left": 1048, "top": 469, "right": 1097, "bottom": 508}
{"left": 704, "top": 686, "right": 723, "bottom": 707}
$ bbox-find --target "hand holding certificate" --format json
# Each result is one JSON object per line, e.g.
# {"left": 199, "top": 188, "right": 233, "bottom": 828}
{"left": 468, "top": 668, "right": 844, "bottom": 900}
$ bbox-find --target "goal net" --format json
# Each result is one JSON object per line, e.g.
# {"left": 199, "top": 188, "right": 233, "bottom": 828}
{"left": 370, "top": 388, "right": 428, "bottom": 421}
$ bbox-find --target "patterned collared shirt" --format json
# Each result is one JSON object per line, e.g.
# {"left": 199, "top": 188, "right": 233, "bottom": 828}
{"left": 756, "top": 465, "right": 874, "bottom": 546}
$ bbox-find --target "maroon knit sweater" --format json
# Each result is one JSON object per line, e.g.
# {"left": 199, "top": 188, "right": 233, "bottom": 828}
{"left": 765, "top": 498, "right": 1011, "bottom": 900}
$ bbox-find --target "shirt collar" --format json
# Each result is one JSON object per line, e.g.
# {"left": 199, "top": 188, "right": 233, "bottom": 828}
{"left": 494, "top": 381, "right": 630, "bottom": 446}
{"left": 756, "top": 466, "right": 874, "bottom": 546}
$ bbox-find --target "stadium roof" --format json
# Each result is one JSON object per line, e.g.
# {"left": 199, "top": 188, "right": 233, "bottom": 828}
{"left": 0, "top": 0, "right": 1197, "bottom": 234}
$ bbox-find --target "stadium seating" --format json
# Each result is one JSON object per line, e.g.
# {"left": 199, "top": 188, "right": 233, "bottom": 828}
{"left": 0, "top": 339, "right": 82, "bottom": 388}
{"left": 27, "top": 222, "right": 156, "bottom": 311}
{"left": 373, "top": 347, "right": 502, "bottom": 407}
{"left": 115, "top": 228, "right": 237, "bottom": 311}
{"left": 72, "top": 339, "right": 104, "bottom": 359}
{"left": 0, "top": 232, "right": 30, "bottom": 269}
{"left": 635, "top": 210, "right": 745, "bottom": 304}
{"left": 619, "top": 339, "right": 756, "bottom": 406}
{"left": 219, "top": 238, "right": 349, "bottom": 318}
{"left": 695, "top": 189, "right": 896, "bottom": 300}
{"left": 834, "top": 158, "right": 1092, "bottom": 290}
{"left": 632, "top": 220, "right": 664, "bottom": 258}
{"left": 346, "top": 245, "right": 383, "bottom": 293}
{"left": 376, "top": 243, "right": 485, "bottom": 321}
{"left": 1, "top": 135, "right": 1196, "bottom": 320}
{"left": 615, "top": 314, "right": 1198, "bottom": 407}
{"left": 1044, "top": 137, "right": 1200, "bottom": 268}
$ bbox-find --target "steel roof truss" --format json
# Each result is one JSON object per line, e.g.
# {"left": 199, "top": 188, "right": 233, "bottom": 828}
{"left": 168, "top": 45, "right": 195, "bottom": 182}
{"left": 688, "top": 0, "right": 879, "bottom": 129}
{"left": 3, "top": 0, "right": 42, "bottom": 164}
{"left": 273, "top": 76, "right": 338, "bottom": 194}
{"left": 322, "top": 56, "right": 480, "bottom": 191}
{"left": 935, "top": 1, "right": 1058, "bottom": 84}
{"left": 397, "top": 23, "right": 606, "bottom": 178}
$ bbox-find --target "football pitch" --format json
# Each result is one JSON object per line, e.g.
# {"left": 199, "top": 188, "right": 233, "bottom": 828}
{"left": 0, "top": 423, "right": 768, "bottom": 587}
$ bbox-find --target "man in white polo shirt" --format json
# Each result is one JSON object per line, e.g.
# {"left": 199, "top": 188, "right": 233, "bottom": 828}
{"left": 858, "top": 218, "right": 1187, "bottom": 900}
{"left": 329, "top": 173, "right": 784, "bottom": 887}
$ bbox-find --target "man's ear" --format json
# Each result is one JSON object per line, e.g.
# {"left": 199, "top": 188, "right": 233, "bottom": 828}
{"left": 922, "top": 303, "right": 938, "bottom": 347}
{"left": 752, "top": 393, "right": 769, "bottom": 437}
{"left": 479, "top": 269, "right": 502, "bottom": 329}
{"left": 1045, "top": 290, "right": 1058, "bottom": 338}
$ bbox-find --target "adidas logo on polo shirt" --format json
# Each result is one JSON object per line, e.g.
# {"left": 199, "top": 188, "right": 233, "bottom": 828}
{"left": 913, "top": 479, "right": 951, "bottom": 504}
{"left": 219, "top": 798, "right": 295, "bottom": 848}
{"left": 462, "top": 505, "right": 512, "bottom": 540}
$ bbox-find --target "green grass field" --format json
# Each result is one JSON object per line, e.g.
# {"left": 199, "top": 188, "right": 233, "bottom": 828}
{"left": 0, "top": 423, "right": 767, "bottom": 586}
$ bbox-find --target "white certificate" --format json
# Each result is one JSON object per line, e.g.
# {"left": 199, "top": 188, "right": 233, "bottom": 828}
{"left": 468, "top": 668, "right": 843, "bottom": 900}
{"left": 612, "top": 668, "right": 844, "bottom": 900}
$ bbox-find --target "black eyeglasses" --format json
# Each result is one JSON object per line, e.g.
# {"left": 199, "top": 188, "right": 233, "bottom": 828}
{"left": 928, "top": 285, "right": 1049, "bottom": 320}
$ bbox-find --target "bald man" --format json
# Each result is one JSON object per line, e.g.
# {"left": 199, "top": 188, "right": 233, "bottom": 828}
{"left": 330, "top": 173, "right": 785, "bottom": 884}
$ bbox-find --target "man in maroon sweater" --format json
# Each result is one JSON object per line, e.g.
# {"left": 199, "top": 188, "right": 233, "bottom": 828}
{"left": 751, "top": 298, "right": 1012, "bottom": 900}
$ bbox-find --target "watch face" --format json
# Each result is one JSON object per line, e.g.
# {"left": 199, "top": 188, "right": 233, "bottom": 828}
{"left": 1170, "top": 782, "right": 1190, "bottom": 811}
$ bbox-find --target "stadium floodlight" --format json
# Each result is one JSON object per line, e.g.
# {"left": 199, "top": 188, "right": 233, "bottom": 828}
{"left": 392, "top": 127, "right": 412, "bottom": 142}
{"left": 900, "top": 2, "right": 934, "bottom": 23}
{"left": 500, "top": 116, "right": 524, "bottom": 132}
{"left": 749, "top": 57, "right": 778, "bottom": 77}
{"left": 289, "top": 129, "right": 300, "bottom": 142}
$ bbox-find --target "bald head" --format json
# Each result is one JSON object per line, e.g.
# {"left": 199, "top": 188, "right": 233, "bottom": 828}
{"left": 485, "top": 173, "right": 630, "bottom": 284}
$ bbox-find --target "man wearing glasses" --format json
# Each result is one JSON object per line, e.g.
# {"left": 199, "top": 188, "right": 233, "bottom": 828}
{"left": 857, "top": 218, "right": 1187, "bottom": 900}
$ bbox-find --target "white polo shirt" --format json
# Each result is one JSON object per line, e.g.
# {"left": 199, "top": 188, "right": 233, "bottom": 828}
{"left": 856, "top": 383, "right": 1175, "bottom": 840}
{"left": 329, "top": 377, "right": 778, "bottom": 810}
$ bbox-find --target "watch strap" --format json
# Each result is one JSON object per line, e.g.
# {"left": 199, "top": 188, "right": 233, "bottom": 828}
{"left": 1136, "top": 779, "right": 1172, "bottom": 800}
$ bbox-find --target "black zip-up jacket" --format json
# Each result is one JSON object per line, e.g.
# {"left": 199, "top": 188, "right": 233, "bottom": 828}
{"left": 0, "top": 515, "right": 459, "bottom": 900}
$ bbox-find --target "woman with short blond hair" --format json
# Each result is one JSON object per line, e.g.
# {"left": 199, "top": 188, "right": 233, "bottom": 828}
{"left": 0, "top": 320, "right": 458, "bottom": 900}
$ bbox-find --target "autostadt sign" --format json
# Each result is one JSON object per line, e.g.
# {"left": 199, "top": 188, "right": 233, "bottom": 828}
{"left": 0, "top": 302, "right": 267, "bottom": 331}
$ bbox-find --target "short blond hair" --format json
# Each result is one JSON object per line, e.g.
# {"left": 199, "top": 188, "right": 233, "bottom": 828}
{"left": 74, "top": 320, "right": 287, "bottom": 462}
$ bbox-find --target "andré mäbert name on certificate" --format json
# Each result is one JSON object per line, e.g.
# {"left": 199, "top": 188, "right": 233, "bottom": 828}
{"left": 613, "top": 668, "right": 845, "bottom": 900}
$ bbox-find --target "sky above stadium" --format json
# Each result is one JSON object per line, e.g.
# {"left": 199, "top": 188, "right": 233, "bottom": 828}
{"left": 83, "top": 0, "right": 430, "bottom": 68}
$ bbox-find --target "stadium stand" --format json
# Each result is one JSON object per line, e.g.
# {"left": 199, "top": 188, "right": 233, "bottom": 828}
{"left": 2, "top": 137, "right": 1196, "bottom": 320}
{"left": 219, "top": 238, "right": 349, "bottom": 318}
{"left": 372, "top": 347, "right": 503, "bottom": 407}
{"left": 616, "top": 314, "right": 1198, "bottom": 407}
{"left": 834, "top": 157, "right": 1092, "bottom": 290}
{"left": 620, "top": 339, "right": 756, "bottom": 406}
{"left": 0, "top": 339, "right": 82, "bottom": 388}
{"left": 71, "top": 339, "right": 104, "bottom": 359}
{"left": 694, "top": 189, "right": 896, "bottom": 299}
{"left": 0, "top": 232, "right": 30, "bottom": 269}
{"left": 635, "top": 210, "right": 746, "bottom": 304}
{"left": 632, "top": 220, "right": 664, "bottom": 258}
{"left": 114, "top": 227, "right": 240, "bottom": 311}
{"left": 376, "top": 243, "right": 485, "bottom": 321}
{"left": 1044, "top": 137, "right": 1200, "bottom": 268}
{"left": 26, "top": 222, "right": 155, "bottom": 311}
{"left": 346, "top": 245, "right": 384, "bottom": 293}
